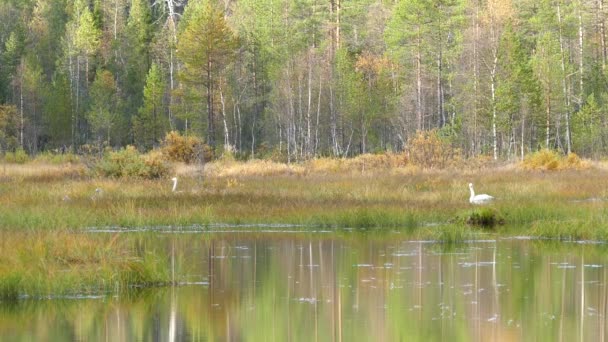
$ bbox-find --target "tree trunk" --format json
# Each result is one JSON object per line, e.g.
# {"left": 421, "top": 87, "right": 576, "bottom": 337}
{"left": 219, "top": 84, "right": 229, "bottom": 149}
{"left": 416, "top": 28, "right": 422, "bottom": 131}
{"left": 473, "top": 0, "right": 480, "bottom": 156}
{"left": 490, "top": 53, "right": 498, "bottom": 160}
{"left": 600, "top": 0, "right": 607, "bottom": 71}
{"left": 315, "top": 74, "right": 322, "bottom": 155}
{"left": 306, "top": 53, "right": 312, "bottom": 157}
{"left": 19, "top": 66, "right": 24, "bottom": 149}
{"left": 206, "top": 59, "right": 215, "bottom": 148}
{"left": 546, "top": 91, "right": 552, "bottom": 148}
{"left": 521, "top": 115, "right": 525, "bottom": 161}
{"left": 557, "top": 3, "right": 573, "bottom": 153}
{"left": 579, "top": 1, "right": 585, "bottom": 102}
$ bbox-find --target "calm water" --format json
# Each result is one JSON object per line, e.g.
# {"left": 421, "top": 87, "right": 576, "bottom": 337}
{"left": 2, "top": 230, "right": 608, "bottom": 341}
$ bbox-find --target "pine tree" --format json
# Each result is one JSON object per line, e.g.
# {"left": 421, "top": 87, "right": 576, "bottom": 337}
{"left": 177, "top": 1, "right": 237, "bottom": 148}
{"left": 133, "top": 63, "right": 166, "bottom": 150}
{"left": 87, "top": 69, "right": 120, "bottom": 145}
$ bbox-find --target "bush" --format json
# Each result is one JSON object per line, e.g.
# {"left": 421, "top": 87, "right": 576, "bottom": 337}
{"left": 521, "top": 149, "right": 590, "bottom": 170}
{"left": 96, "top": 146, "right": 171, "bottom": 179}
{"left": 407, "top": 130, "right": 457, "bottom": 168}
{"left": 3, "top": 148, "right": 29, "bottom": 164}
{"left": 162, "top": 131, "right": 212, "bottom": 164}
{"left": 142, "top": 150, "right": 172, "bottom": 179}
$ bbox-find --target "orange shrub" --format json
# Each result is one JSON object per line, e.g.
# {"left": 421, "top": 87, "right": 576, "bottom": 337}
{"left": 161, "top": 131, "right": 212, "bottom": 164}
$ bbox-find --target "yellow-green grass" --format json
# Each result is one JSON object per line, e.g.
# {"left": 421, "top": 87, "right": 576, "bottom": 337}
{"left": 2, "top": 160, "right": 608, "bottom": 299}
{"left": 1, "top": 163, "right": 608, "bottom": 231}
{"left": 0, "top": 229, "right": 169, "bottom": 300}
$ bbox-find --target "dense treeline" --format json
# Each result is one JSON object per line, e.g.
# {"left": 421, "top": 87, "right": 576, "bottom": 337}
{"left": 1, "top": 0, "right": 608, "bottom": 161}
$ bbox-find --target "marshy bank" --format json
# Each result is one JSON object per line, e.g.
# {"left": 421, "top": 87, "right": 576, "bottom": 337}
{"left": 1, "top": 151, "right": 608, "bottom": 300}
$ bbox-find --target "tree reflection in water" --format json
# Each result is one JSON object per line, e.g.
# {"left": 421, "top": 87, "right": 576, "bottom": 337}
{"left": 0, "top": 233, "right": 607, "bottom": 341}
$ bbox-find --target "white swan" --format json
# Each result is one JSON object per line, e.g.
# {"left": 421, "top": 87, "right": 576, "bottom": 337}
{"left": 171, "top": 177, "right": 178, "bottom": 192}
{"left": 469, "top": 183, "right": 494, "bottom": 204}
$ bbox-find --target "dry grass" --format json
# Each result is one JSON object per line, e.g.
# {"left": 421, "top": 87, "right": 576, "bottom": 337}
{"left": 206, "top": 159, "right": 306, "bottom": 177}
{"left": 2, "top": 158, "right": 608, "bottom": 298}
{"left": 0, "top": 229, "right": 169, "bottom": 298}
{"left": 0, "top": 162, "right": 86, "bottom": 181}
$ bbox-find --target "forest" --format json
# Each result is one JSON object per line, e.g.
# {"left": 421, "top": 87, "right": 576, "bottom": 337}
{"left": 0, "top": 0, "right": 607, "bottom": 161}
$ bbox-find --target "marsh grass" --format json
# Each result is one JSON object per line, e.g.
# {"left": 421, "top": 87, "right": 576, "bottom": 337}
{"left": 459, "top": 208, "right": 505, "bottom": 228}
{"left": 2, "top": 160, "right": 608, "bottom": 298}
{"left": 0, "top": 230, "right": 171, "bottom": 300}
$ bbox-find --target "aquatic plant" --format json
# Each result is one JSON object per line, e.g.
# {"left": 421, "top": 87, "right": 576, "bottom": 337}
{"left": 464, "top": 208, "right": 504, "bottom": 228}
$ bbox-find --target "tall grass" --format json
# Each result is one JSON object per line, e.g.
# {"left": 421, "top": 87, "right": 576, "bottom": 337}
{"left": 0, "top": 230, "right": 171, "bottom": 300}
{"left": 2, "top": 159, "right": 608, "bottom": 298}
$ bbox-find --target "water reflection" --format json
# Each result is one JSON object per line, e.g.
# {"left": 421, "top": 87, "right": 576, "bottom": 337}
{"left": 1, "top": 233, "right": 608, "bottom": 341}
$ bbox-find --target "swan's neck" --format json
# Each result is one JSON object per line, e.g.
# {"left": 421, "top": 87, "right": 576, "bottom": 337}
{"left": 469, "top": 187, "right": 475, "bottom": 200}
{"left": 172, "top": 180, "right": 177, "bottom": 192}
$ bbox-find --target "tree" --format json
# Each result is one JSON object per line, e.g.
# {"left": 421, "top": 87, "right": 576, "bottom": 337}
{"left": 0, "top": 104, "right": 19, "bottom": 152}
{"left": 572, "top": 94, "right": 603, "bottom": 157}
{"left": 123, "top": 0, "right": 154, "bottom": 126}
{"left": 133, "top": 63, "right": 167, "bottom": 150}
{"left": 87, "top": 69, "right": 120, "bottom": 145}
{"left": 177, "top": 1, "right": 237, "bottom": 148}
{"left": 495, "top": 23, "right": 541, "bottom": 160}
{"left": 531, "top": 31, "right": 565, "bottom": 150}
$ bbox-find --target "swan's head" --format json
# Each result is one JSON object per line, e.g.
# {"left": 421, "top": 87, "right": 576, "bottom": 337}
{"left": 468, "top": 183, "right": 473, "bottom": 188}
{"left": 95, "top": 188, "right": 102, "bottom": 194}
{"left": 171, "top": 177, "right": 177, "bottom": 182}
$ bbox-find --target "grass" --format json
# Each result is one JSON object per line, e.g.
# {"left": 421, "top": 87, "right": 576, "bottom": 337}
{"left": 2, "top": 158, "right": 608, "bottom": 299}
{"left": 0, "top": 229, "right": 170, "bottom": 300}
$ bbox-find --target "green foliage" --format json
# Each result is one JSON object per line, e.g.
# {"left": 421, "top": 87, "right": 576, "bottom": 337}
{"left": 33, "top": 151, "right": 80, "bottom": 164}
{"left": 572, "top": 94, "right": 603, "bottom": 157}
{"left": 73, "top": 0, "right": 101, "bottom": 57}
{"left": 0, "top": 273, "right": 22, "bottom": 300}
{"left": 96, "top": 145, "right": 171, "bottom": 179}
{"left": 178, "top": 1, "right": 237, "bottom": 147}
{"left": 0, "top": 104, "right": 19, "bottom": 152}
{"left": 4, "top": 148, "right": 30, "bottom": 164}
{"left": 87, "top": 70, "right": 121, "bottom": 144}
{"left": 464, "top": 208, "right": 504, "bottom": 228}
{"left": 133, "top": 63, "right": 167, "bottom": 150}
{"left": 1, "top": 0, "right": 608, "bottom": 161}
{"left": 495, "top": 23, "right": 541, "bottom": 133}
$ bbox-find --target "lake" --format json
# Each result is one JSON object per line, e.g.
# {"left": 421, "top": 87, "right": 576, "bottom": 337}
{"left": 1, "top": 229, "right": 606, "bottom": 341}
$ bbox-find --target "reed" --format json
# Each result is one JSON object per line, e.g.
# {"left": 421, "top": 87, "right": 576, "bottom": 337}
{"left": 2, "top": 159, "right": 608, "bottom": 298}
{"left": 0, "top": 230, "right": 172, "bottom": 300}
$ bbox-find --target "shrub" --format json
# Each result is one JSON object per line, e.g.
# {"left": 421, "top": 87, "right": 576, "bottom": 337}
{"left": 96, "top": 146, "right": 171, "bottom": 179}
{"left": 407, "top": 129, "right": 457, "bottom": 168}
{"left": 162, "top": 131, "right": 212, "bottom": 164}
{"left": 3, "top": 148, "right": 29, "bottom": 164}
{"left": 562, "top": 153, "right": 589, "bottom": 169}
{"left": 521, "top": 149, "right": 590, "bottom": 170}
{"left": 142, "top": 150, "right": 172, "bottom": 179}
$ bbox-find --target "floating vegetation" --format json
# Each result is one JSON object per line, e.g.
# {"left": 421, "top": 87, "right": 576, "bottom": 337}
{"left": 464, "top": 208, "right": 505, "bottom": 228}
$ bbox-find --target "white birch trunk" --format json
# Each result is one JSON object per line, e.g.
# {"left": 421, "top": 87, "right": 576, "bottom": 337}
{"left": 557, "top": 4, "right": 573, "bottom": 153}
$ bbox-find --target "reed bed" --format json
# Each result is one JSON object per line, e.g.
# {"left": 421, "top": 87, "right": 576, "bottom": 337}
{"left": 2, "top": 159, "right": 608, "bottom": 299}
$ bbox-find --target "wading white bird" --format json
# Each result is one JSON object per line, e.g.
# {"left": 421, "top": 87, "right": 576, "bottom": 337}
{"left": 171, "top": 177, "right": 178, "bottom": 192}
{"left": 91, "top": 188, "right": 103, "bottom": 201}
{"left": 469, "top": 183, "right": 494, "bottom": 204}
